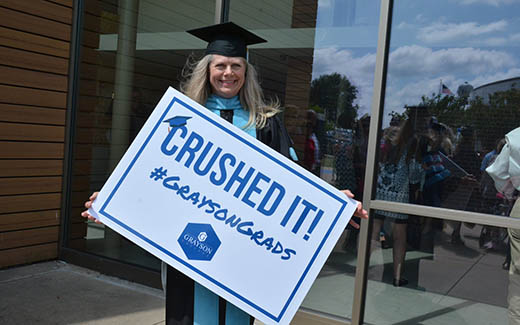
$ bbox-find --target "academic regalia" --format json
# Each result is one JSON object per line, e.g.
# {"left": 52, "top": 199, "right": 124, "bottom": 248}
{"left": 165, "top": 22, "right": 295, "bottom": 325}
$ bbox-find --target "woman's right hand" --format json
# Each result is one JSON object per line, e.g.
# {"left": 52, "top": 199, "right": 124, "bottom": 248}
{"left": 341, "top": 189, "right": 368, "bottom": 229}
{"left": 81, "top": 192, "right": 102, "bottom": 224}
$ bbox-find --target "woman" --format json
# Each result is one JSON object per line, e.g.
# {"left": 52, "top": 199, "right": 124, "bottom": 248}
{"left": 82, "top": 22, "right": 367, "bottom": 324}
{"left": 372, "top": 118, "right": 423, "bottom": 287}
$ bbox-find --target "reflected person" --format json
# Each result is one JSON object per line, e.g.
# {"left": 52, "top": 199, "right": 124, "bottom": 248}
{"left": 372, "top": 118, "right": 423, "bottom": 287}
{"left": 486, "top": 126, "right": 520, "bottom": 325}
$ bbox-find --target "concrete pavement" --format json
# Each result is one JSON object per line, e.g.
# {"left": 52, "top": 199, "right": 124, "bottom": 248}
{"left": 0, "top": 261, "right": 165, "bottom": 325}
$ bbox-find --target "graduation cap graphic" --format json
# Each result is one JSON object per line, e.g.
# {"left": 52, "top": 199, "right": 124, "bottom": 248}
{"left": 163, "top": 116, "right": 191, "bottom": 131}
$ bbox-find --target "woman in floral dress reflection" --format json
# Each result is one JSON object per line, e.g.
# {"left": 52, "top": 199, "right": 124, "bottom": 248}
{"left": 372, "top": 119, "right": 423, "bottom": 287}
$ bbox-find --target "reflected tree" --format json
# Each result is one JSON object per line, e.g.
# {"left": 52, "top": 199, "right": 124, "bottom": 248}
{"left": 310, "top": 73, "right": 359, "bottom": 128}
{"left": 466, "top": 89, "right": 520, "bottom": 149}
{"left": 419, "top": 93, "right": 467, "bottom": 128}
{"left": 413, "top": 89, "right": 520, "bottom": 150}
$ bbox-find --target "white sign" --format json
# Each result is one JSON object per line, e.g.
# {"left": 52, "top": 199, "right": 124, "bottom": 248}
{"left": 89, "top": 87, "right": 357, "bottom": 325}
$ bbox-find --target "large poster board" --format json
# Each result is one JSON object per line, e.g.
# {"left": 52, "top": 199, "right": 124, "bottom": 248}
{"left": 89, "top": 87, "right": 357, "bottom": 324}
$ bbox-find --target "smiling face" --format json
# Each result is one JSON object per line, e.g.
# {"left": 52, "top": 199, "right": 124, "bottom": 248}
{"left": 208, "top": 54, "right": 246, "bottom": 98}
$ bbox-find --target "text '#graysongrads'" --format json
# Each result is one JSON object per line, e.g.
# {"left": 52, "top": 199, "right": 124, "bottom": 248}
{"left": 160, "top": 118, "right": 327, "bottom": 251}
{"left": 159, "top": 174, "right": 296, "bottom": 260}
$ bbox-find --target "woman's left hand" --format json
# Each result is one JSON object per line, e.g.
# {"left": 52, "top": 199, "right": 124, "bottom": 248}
{"left": 341, "top": 189, "right": 368, "bottom": 229}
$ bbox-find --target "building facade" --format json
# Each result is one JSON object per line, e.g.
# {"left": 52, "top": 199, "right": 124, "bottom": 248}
{"left": 2, "top": 0, "right": 520, "bottom": 324}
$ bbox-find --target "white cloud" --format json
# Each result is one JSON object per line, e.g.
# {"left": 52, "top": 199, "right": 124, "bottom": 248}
{"left": 467, "top": 67, "right": 520, "bottom": 87}
{"left": 383, "top": 67, "right": 520, "bottom": 126}
{"left": 317, "top": 0, "right": 332, "bottom": 8}
{"left": 382, "top": 46, "right": 518, "bottom": 124}
{"left": 510, "top": 33, "right": 520, "bottom": 42}
{"left": 474, "top": 37, "right": 508, "bottom": 46}
{"left": 418, "top": 20, "right": 507, "bottom": 43}
{"left": 312, "top": 45, "right": 519, "bottom": 123}
{"left": 388, "top": 45, "right": 515, "bottom": 76}
{"left": 397, "top": 21, "right": 413, "bottom": 29}
{"left": 458, "top": 0, "right": 520, "bottom": 5}
{"left": 385, "top": 80, "right": 430, "bottom": 107}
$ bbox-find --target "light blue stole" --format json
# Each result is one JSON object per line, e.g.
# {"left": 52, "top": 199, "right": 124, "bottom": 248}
{"left": 192, "top": 95, "right": 252, "bottom": 325}
{"left": 206, "top": 94, "right": 256, "bottom": 138}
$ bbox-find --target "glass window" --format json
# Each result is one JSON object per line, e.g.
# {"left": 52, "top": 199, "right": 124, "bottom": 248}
{"left": 378, "top": 0, "right": 520, "bottom": 215}
{"left": 366, "top": 217, "right": 512, "bottom": 324}
{"left": 230, "top": 0, "right": 381, "bottom": 320}
{"left": 367, "top": 0, "right": 520, "bottom": 323}
{"left": 67, "top": 0, "right": 215, "bottom": 270}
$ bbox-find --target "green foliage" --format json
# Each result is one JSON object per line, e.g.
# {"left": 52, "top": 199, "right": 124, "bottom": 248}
{"left": 310, "top": 73, "right": 359, "bottom": 126}
{"left": 417, "top": 89, "right": 520, "bottom": 149}
{"left": 388, "top": 110, "right": 407, "bottom": 124}
{"left": 419, "top": 93, "right": 467, "bottom": 128}
{"left": 466, "top": 89, "right": 520, "bottom": 148}
{"left": 309, "top": 104, "right": 325, "bottom": 114}
{"left": 324, "top": 120, "right": 335, "bottom": 132}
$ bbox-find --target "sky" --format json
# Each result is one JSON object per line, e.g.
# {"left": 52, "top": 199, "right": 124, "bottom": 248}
{"left": 311, "top": 0, "right": 520, "bottom": 125}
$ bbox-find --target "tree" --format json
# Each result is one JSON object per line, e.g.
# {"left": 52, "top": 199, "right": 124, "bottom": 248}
{"left": 388, "top": 110, "right": 407, "bottom": 125}
{"left": 466, "top": 88, "right": 520, "bottom": 149}
{"left": 310, "top": 73, "right": 359, "bottom": 128}
{"left": 414, "top": 89, "right": 520, "bottom": 150}
{"left": 417, "top": 93, "right": 468, "bottom": 129}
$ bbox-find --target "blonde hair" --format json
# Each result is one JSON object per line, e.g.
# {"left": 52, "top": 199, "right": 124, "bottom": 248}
{"left": 180, "top": 54, "right": 280, "bottom": 129}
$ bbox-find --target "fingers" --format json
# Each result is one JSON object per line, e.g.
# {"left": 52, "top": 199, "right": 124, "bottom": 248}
{"left": 342, "top": 189, "right": 369, "bottom": 221}
{"left": 84, "top": 192, "right": 98, "bottom": 209}
{"left": 349, "top": 219, "right": 360, "bottom": 229}
{"left": 355, "top": 201, "right": 369, "bottom": 219}
{"left": 90, "top": 191, "right": 99, "bottom": 200}
{"left": 341, "top": 189, "right": 354, "bottom": 198}
{"left": 81, "top": 210, "right": 101, "bottom": 223}
{"left": 81, "top": 192, "right": 101, "bottom": 224}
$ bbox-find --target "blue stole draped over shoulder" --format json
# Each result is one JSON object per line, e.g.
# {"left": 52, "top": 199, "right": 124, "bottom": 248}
{"left": 192, "top": 94, "right": 252, "bottom": 325}
{"left": 205, "top": 94, "right": 256, "bottom": 138}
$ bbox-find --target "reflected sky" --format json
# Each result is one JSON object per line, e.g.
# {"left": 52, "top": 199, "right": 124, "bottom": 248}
{"left": 311, "top": 0, "right": 520, "bottom": 125}
{"left": 312, "top": 0, "right": 381, "bottom": 118}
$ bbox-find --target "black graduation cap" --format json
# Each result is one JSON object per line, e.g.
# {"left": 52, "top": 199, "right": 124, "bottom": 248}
{"left": 163, "top": 116, "right": 191, "bottom": 128}
{"left": 187, "top": 22, "right": 267, "bottom": 58}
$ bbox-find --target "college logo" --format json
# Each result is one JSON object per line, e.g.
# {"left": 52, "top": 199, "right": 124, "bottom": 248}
{"left": 178, "top": 223, "right": 221, "bottom": 261}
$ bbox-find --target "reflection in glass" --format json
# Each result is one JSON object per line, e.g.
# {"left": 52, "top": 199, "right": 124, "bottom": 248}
{"left": 67, "top": 0, "right": 214, "bottom": 269}
{"left": 372, "top": 118, "right": 424, "bottom": 286}
{"left": 369, "top": 0, "right": 520, "bottom": 323}
{"left": 301, "top": 0, "right": 380, "bottom": 319}
{"left": 366, "top": 217, "right": 511, "bottom": 324}
{"left": 229, "top": 0, "right": 379, "bottom": 317}
{"left": 229, "top": 0, "right": 380, "bottom": 320}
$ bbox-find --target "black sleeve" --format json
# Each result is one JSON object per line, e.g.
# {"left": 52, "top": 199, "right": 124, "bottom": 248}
{"left": 257, "top": 115, "right": 293, "bottom": 159}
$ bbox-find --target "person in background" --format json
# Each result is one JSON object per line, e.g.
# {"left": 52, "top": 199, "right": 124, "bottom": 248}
{"left": 480, "top": 138, "right": 508, "bottom": 254}
{"left": 419, "top": 117, "right": 452, "bottom": 253}
{"left": 304, "top": 109, "right": 321, "bottom": 175}
{"left": 354, "top": 115, "right": 370, "bottom": 198}
{"left": 481, "top": 138, "right": 505, "bottom": 174}
{"left": 486, "top": 126, "right": 520, "bottom": 325}
{"left": 372, "top": 118, "right": 423, "bottom": 287}
{"left": 447, "top": 126, "right": 481, "bottom": 245}
{"left": 82, "top": 22, "right": 368, "bottom": 325}
{"left": 422, "top": 119, "right": 451, "bottom": 208}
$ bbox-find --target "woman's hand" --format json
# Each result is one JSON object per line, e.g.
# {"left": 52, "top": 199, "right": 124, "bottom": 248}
{"left": 341, "top": 189, "right": 368, "bottom": 229}
{"left": 81, "top": 192, "right": 102, "bottom": 224}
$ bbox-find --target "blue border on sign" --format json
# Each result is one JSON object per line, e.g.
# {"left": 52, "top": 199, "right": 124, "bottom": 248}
{"left": 99, "top": 96, "right": 348, "bottom": 322}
